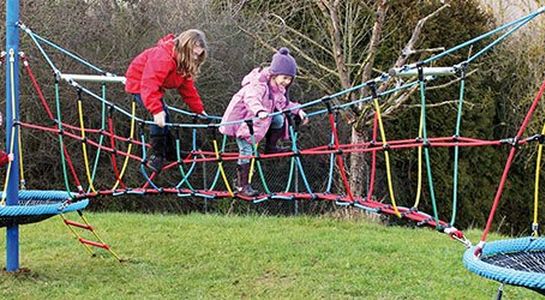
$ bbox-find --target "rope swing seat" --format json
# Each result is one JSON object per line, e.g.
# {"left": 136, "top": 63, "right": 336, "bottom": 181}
{"left": 0, "top": 190, "right": 88, "bottom": 227}
{"left": 462, "top": 9, "right": 545, "bottom": 294}
{"left": 464, "top": 237, "right": 545, "bottom": 295}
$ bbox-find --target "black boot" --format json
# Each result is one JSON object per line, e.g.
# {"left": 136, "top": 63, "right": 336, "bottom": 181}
{"left": 147, "top": 135, "right": 166, "bottom": 172}
{"left": 235, "top": 164, "right": 259, "bottom": 197}
{"left": 264, "top": 128, "right": 290, "bottom": 154}
{"left": 165, "top": 132, "right": 179, "bottom": 162}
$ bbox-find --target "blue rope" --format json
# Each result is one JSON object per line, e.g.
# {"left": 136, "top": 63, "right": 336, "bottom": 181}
{"left": 421, "top": 7, "right": 545, "bottom": 65}
{"left": 289, "top": 126, "right": 314, "bottom": 195}
{"left": 175, "top": 129, "right": 200, "bottom": 190}
{"left": 208, "top": 135, "right": 227, "bottom": 190}
{"left": 138, "top": 131, "right": 160, "bottom": 191}
{"left": 326, "top": 134, "right": 335, "bottom": 193}
{"left": 20, "top": 24, "right": 60, "bottom": 74}
{"left": 466, "top": 14, "right": 538, "bottom": 64}
{"left": 21, "top": 24, "right": 106, "bottom": 73}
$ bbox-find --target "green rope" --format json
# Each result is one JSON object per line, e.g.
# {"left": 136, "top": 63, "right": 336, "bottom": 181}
{"left": 54, "top": 81, "right": 71, "bottom": 192}
{"left": 89, "top": 84, "right": 107, "bottom": 190}
{"left": 250, "top": 134, "right": 270, "bottom": 194}
{"left": 418, "top": 76, "right": 440, "bottom": 227}
{"left": 284, "top": 132, "right": 297, "bottom": 193}
{"left": 209, "top": 134, "right": 227, "bottom": 190}
{"left": 175, "top": 134, "right": 195, "bottom": 191}
{"left": 450, "top": 71, "right": 466, "bottom": 226}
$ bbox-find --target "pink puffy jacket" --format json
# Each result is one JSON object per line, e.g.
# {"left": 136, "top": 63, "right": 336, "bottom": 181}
{"left": 219, "top": 67, "right": 301, "bottom": 143}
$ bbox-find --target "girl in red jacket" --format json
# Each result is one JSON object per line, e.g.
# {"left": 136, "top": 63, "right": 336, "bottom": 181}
{"left": 125, "top": 29, "right": 208, "bottom": 172}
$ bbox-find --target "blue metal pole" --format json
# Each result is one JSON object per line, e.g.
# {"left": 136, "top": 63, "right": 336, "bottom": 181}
{"left": 5, "top": 0, "right": 20, "bottom": 272}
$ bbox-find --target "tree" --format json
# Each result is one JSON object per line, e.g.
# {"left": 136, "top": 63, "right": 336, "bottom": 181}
{"left": 232, "top": 0, "right": 494, "bottom": 199}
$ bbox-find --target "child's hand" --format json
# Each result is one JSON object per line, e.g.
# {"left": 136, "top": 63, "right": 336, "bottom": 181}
{"left": 153, "top": 111, "right": 166, "bottom": 128}
{"left": 257, "top": 111, "right": 268, "bottom": 119}
{"left": 7, "top": 153, "right": 14, "bottom": 162}
{"left": 298, "top": 110, "right": 309, "bottom": 125}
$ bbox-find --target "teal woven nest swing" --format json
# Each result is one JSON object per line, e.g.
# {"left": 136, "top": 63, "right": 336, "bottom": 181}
{"left": 0, "top": 190, "right": 89, "bottom": 227}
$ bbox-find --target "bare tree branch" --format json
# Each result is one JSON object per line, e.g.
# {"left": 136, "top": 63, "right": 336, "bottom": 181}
{"left": 278, "top": 24, "right": 333, "bottom": 56}
{"left": 403, "top": 99, "right": 476, "bottom": 109}
{"left": 427, "top": 69, "right": 478, "bottom": 90}
{"left": 394, "top": 3, "right": 450, "bottom": 68}
{"left": 237, "top": 25, "right": 278, "bottom": 53}
{"left": 360, "top": 0, "right": 388, "bottom": 83}
{"left": 380, "top": 86, "right": 419, "bottom": 117}
{"left": 364, "top": 3, "right": 451, "bottom": 125}
{"left": 316, "top": 0, "right": 351, "bottom": 90}
{"left": 404, "top": 47, "right": 446, "bottom": 56}
{"left": 279, "top": 36, "right": 338, "bottom": 75}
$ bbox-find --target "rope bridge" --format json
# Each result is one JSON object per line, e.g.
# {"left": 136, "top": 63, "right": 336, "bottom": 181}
{"left": 2, "top": 6, "right": 545, "bottom": 294}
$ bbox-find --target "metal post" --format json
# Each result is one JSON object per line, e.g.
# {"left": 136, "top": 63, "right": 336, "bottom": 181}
{"left": 5, "top": 0, "right": 21, "bottom": 272}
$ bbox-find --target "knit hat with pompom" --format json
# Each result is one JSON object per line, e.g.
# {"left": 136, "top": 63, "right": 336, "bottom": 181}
{"left": 270, "top": 47, "right": 297, "bottom": 77}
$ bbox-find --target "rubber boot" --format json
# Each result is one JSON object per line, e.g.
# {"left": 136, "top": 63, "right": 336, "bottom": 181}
{"left": 235, "top": 164, "right": 259, "bottom": 197}
{"left": 147, "top": 135, "right": 166, "bottom": 172}
{"left": 165, "top": 132, "right": 179, "bottom": 162}
{"left": 264, "top": 128, "right": 290, "bottom": 154}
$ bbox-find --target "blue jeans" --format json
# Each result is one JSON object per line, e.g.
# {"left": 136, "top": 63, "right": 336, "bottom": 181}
{"left": 236, "top": 138, "right": 253, "bottom": 165}
{"left": 270, "top": 114, "right": 284, "bottom": 129}
{"left": 236, "top": 114, "right": 284, "bottom": 165}
{"left": 133, "top": 94, "right": 170, "bottom": 136}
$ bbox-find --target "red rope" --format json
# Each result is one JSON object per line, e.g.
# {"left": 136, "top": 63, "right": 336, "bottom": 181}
{"left": 63, "top": 144, "right": 83, "bottom": 190}
{"left": 328, "top": 113, "right": 354, "bottom": 201}
{"left": 23, "top": 61, "right": 85, "bottom": 190}
{"left": 107, "top": 116, "right": 126, "bottom": 189}
{"left": 19, "top": 122, "right": 144, "bottom": 162}
{"left": 61, "top": 123, "right": 147, "bottom": 147}
{"left": 22, "top": 60, "right": 54, "bottom": 120}
{"left": 367, "top": 113, "right": 378, "bottom": 202}
{"left": 478, "top": 78, "right": 545, "bottom": 251}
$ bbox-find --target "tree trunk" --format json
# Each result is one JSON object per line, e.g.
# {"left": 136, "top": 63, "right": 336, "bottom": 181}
{"left": 348, "top": 0, "right": 387, "bottom": 198}
{"left": 349, "top": 128, "right": 369, "bottom": 197}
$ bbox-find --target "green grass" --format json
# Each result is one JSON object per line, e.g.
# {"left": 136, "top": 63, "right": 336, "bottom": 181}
{"left": 0, "top": 213, "right": 538, "bottom": 299}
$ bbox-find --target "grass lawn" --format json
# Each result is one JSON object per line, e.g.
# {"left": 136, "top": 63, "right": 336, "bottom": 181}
{"left": 0, "top": 212, "right": 538, "bottom": 299}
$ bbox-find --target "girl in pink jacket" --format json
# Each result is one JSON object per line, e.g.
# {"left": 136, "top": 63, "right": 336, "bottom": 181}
{"left": 220, "top": 48, "right": 308, "bottom": 196}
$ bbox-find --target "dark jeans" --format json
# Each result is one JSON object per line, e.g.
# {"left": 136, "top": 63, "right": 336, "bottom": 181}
{"left": 133, "top": 94, "right": 170, "bottom": 136}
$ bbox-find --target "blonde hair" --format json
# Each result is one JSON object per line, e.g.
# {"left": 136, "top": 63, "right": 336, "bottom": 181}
{"left": 173, "top": 29, "right": 208, "bottom": 78}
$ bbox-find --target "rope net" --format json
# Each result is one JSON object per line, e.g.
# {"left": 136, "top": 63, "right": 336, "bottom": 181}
{"left": 3, "top": 6, "right": 545, "bottom": 290}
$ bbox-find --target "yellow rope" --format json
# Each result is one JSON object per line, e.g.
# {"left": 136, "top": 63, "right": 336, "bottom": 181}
{"left": 212, "top": 139, "right": 234, "bottom": 197}
{"left": 112, "top": 101, "right": 136, "bottom": 191}
{"left": 79, "top": 212, "right": 122, "bottom": 261}
{"left": 17, "top": 124, "right": 25, "bottom": 189}
{"left": 78, "top": 98, "right": 96, "bottom": 193}
{"left": 1, "top": 50, "right": 18, "bottom": 206}
{"left": 248, "top": 143, "right": 258, "bottom": 183}
{"left": 61, "top": 213, "right": 122, "bottom": 261}
{"left": 413, "top": 113, "right": 424, "bottom": 208}
{"left": 372, "top": 98, "right": 401, "bottom": 217}
{"left": 60, "top": 214, "right": 95, "bottom": 256}
{"left": 532, "top": 122, "right": 545, "bottom": 236}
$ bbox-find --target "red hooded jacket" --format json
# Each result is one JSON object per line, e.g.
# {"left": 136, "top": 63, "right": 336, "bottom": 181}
{"left": 124, "top": 34, "right": 204, "bottom": 115}
{"left": 0, "top": 151, "right": 9, "bottom": 167}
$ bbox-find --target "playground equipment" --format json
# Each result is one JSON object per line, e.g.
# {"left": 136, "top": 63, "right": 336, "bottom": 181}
{"left": 3, "top": 0, "right": 545, "bottom": 297}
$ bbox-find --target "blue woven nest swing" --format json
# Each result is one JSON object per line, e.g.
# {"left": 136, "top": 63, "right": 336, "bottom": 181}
{"left": 463, "top": 237, "right": 545, "bottom": 295}
{"left": 0, "top": 190, "right": 89, "bottom": 227}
